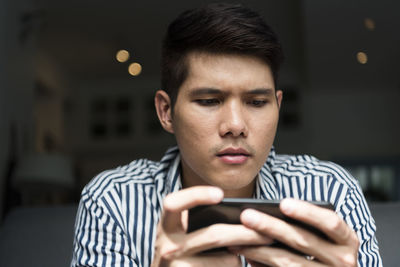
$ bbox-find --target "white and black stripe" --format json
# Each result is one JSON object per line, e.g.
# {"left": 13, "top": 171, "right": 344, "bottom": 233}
{"left": 71, "top": 146, "right": 382, "bottom": 266}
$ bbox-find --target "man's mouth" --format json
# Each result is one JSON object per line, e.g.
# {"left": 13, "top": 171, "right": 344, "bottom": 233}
{"left": 216, "top": 147, "right": 250, "bottom": 164}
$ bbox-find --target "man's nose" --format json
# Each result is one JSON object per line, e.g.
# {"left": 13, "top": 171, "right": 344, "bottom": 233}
{"left": 219, "top": 101, "right": 248, "bottom": 137}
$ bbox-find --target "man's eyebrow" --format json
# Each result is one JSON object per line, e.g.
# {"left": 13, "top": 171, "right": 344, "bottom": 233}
{"left": 246, "top": 88, "right": 275, "bottom": 95}
{"left": 188, "top": 87, "right": 274, "bottom": 97}
{"left": 188, "top": 88, "right": 222, "bottom": 97}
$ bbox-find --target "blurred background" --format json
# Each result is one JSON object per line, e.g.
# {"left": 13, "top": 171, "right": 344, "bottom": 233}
{"left": 0, "top": 0, "right": 399, "bottom": 265}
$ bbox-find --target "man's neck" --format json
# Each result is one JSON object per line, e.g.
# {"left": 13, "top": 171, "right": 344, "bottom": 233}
{"left": 181, "top": 173, "right": 256, "bottom": 198}
{"left": 221, "top": 182, "right": 255, "bottom": 198}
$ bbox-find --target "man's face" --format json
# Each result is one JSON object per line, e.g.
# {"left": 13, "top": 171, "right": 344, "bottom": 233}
{"left": 166, "top": 52, "right": 282, "bottom": 197}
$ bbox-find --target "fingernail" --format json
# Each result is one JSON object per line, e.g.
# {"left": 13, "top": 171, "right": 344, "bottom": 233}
{"left": 241, "top": 209, "right": 260, "bottom": 227}
{"left": 280, "top": 198, "right": 296, "bottom": 214}
{"left": 209, "top": 187, "right": 223, "bottom": 201}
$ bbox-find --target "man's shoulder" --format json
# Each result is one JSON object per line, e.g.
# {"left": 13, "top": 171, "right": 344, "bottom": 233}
{"left": 82, "top": 158, "right": 161, "bottom": 202}
{"left": 272, "top": 153, "right": 358, "bottom": 187}
{"left": 80, "top": 146, "right": 180, "bottom": 203}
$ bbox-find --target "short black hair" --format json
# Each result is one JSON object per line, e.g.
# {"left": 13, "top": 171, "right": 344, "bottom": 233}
{"left": 161, "top": 3, "right": 284, "bottom": 107}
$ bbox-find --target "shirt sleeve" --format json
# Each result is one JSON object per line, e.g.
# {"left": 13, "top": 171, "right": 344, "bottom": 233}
{"left": 337, "top": 181, "right": 382, "bottom": 267}
{"left": 71, "top": 189, "right": 138, "bottom": 267}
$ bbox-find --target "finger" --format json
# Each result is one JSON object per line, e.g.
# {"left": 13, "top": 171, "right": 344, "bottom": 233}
{"left": 240, "top": 208, "right": 359, "bottom": 265}
{"left": 280, "top": 198, "right": 358, "bottom": 246}
{"left": 174, "top": 224, "right": 272, "bottom": 257}
{"left": 240, "top": 208, "right": 334, "bottom": 262}
{"left": 163, "top": 186, "right": 224, "bottom": 211}
{"left": 233, "top": 246, "right": 324, "bottom": 267}
{"left": 162, "top": 186, "right": 223, "bottom": 232}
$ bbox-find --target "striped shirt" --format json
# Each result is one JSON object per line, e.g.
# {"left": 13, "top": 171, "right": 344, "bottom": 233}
{"left": 71, "top": 146, "right": 382, "bottom": 266}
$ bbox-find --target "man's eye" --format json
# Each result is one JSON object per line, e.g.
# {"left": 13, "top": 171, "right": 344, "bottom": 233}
{"left": 195, "top": 99, "right": 220, "bottom": 106}
{"left": 249, "top": 99, "right": 267, "bottom": 107}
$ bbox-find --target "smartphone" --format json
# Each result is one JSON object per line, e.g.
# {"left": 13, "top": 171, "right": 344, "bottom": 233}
{"left": 187, "top": 198, "right": 334, "bottom": 254}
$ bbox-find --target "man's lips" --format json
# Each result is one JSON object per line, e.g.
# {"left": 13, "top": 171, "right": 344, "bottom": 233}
{"left": 217, "top": 147, "right": 250, "bottom": 164}
{"left": 217, "top": 147, "right": 250, "bottom": 156}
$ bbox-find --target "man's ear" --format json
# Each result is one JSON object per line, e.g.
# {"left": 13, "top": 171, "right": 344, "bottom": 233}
{"left": 276, "top": 90, "right": 283, "bottom": 109}
{"left": 154, "top": 90, "right": 174, "bottom": 134}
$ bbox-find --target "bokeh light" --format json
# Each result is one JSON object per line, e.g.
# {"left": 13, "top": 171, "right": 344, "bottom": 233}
{"left": 116, "top": 50, "right": 130, "bottom": 63}
{"left": 128, "top": 63, "right": 142, "bottom": 76}
{"left": 357, "top": 52, "right": 368, "bottom": 64}
{"left": 364, "top": 18, "right": 375, "bottom": 31}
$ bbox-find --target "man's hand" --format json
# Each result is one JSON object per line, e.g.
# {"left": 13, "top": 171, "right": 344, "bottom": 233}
{"left": 151, "top": 186, "right": 272, "bottom": 267}
{"left": 230, "top": 198, "right": 359, "bottom": 267}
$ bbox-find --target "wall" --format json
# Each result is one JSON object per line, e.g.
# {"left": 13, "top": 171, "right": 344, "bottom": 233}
{"left": 34, "top": 51, "right": 71, "bottom": 152}
{"left": 276, "top": 88, "right": 400, "bottom": 159}
{"left": 275, "top": 0, "right": 400, "bottom": 161}
{"left": 0, "top": 0, "right": 9, "bottom": 220}
{"left": 65, "top": 76, "right": 176, "bottom": 187}
{"left": 0, "top": 0, "right": 36, "bottom": 220}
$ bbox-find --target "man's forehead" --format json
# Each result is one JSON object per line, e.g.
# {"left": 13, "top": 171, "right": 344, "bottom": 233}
{"left": 182, "top": 51, "right": 276, "bottom": 92}
{"left": 186, "top": 51, "right": 269, "bottom": 66}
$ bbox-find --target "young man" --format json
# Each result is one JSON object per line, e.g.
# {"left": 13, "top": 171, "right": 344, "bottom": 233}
{"left": 72, "top": 3, "right": 381, "bottom": 267}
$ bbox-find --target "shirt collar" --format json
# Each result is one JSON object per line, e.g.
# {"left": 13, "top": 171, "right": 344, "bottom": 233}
{"left": 265, "top": 145, "right": 276, "bottom": 171}
{"left": 155, "top": 146, "right": 182, "bottom": 199}
{"left": 257, "top": 146, "right": 280, "bottom": 200}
